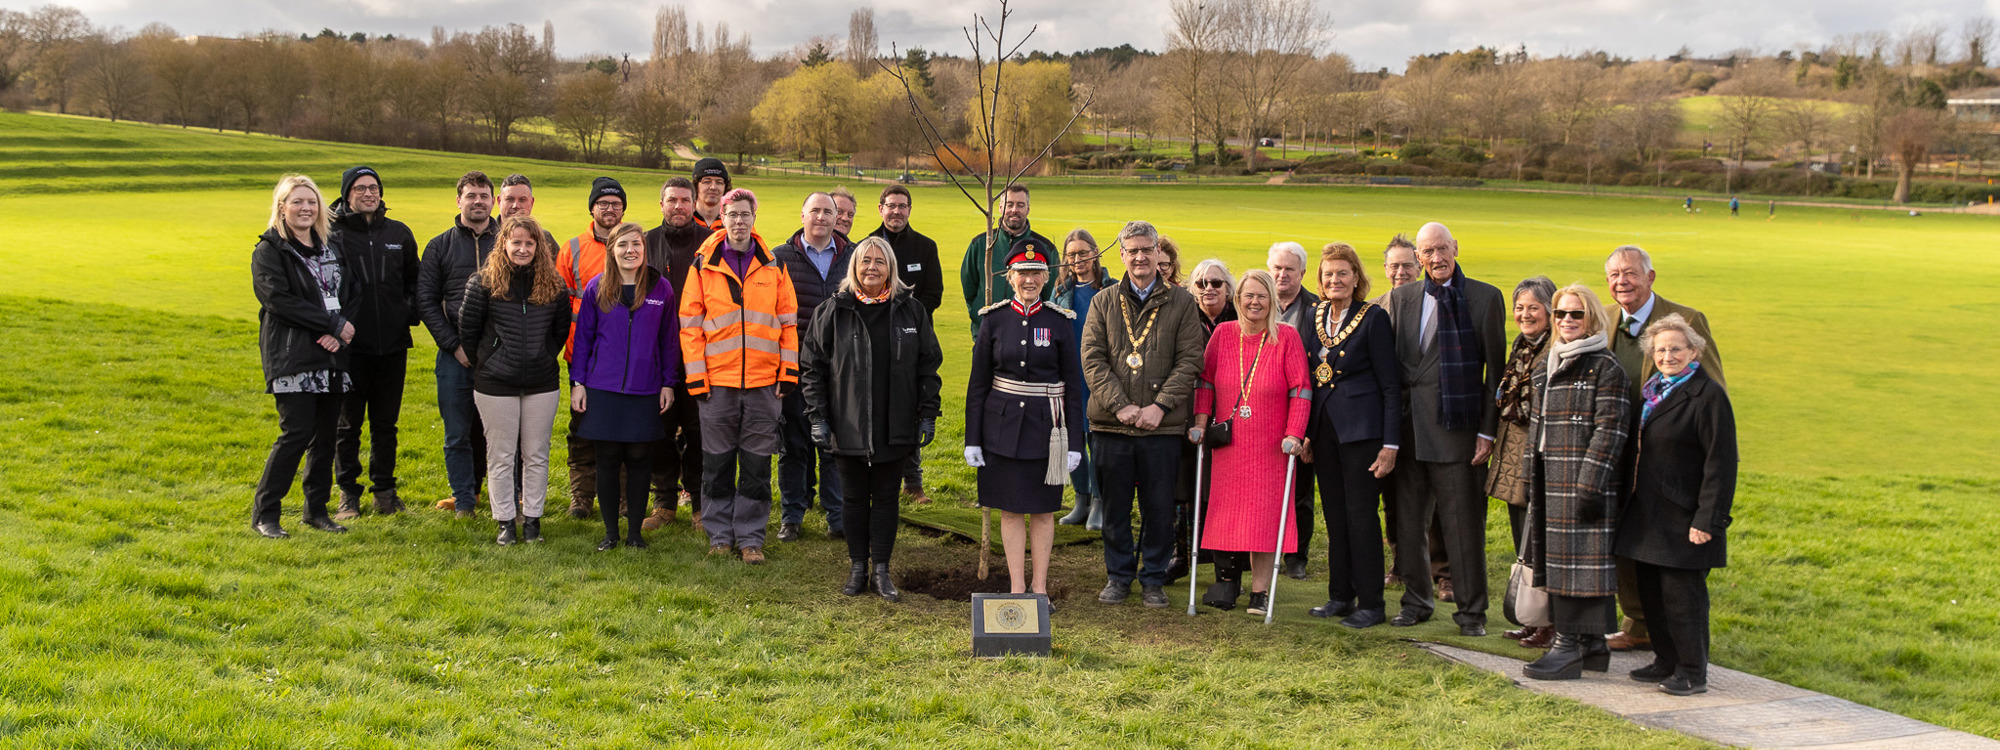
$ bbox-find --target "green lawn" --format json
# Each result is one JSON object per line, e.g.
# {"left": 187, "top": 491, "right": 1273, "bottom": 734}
{"left": 2, "top": 110, "right": 1997, "bottom": 745}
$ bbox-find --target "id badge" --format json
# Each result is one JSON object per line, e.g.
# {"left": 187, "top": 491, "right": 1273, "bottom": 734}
{"left": 323, "top": 295, "right": 341, "bottom": 313}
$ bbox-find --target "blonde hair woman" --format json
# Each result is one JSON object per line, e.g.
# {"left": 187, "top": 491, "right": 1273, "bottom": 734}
{"left": 250, "top": 174, "right": 355, "bottom": 539}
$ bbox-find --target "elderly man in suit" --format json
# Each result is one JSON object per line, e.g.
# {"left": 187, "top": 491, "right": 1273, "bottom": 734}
{"left": 1268, "top": 241, "right": 1320, "bottom": 580}
{"left": 1382, "top": 222, "right": 1506, "bottom": 636}
{"left": 1602, "top": 244, "right": 1725, "bottom": 652}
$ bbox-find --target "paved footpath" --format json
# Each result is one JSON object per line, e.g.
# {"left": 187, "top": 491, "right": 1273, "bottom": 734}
{"left": 1422, "top": 644, "right": 1998, "bottom": 749}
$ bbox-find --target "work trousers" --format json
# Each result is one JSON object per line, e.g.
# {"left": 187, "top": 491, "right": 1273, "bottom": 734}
{"left": 650, "top": 384, "right": 703, "bottom": 513}
{"left": 335, "top": 349, "right": 407, "bottom": 495}
{"left": 699, "top": 386, "right": 781, "bottom": 549}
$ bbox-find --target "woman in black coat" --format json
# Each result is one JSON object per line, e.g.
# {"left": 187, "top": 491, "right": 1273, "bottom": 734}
{"left": 250, "top": 174, "right": 356, "bottom": 538}
{"left": 802, "top": 237, "right": 944, "bottom": 602}
{"left": 1615, "top": 313, "right": 1737, "bottom": 697}
{"left": 1301, "top": 242, "right": 1401, "bottom": 629}
{"left": 457, "top": 215, "right": 572, "bottom": 547}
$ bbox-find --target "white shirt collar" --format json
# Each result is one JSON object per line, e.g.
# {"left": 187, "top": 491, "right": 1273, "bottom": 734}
{"left": 1622, "top": 293, "right": 1659, "bottom": 334}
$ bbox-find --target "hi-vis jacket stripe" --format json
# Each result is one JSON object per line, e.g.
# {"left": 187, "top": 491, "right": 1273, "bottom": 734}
{"left": 677, "top": 230, "right": 799, "bottom": 395}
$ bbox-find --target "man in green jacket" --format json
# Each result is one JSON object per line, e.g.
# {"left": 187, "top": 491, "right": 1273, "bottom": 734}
{"left": 959, "top": 183, "right": 1053, "bottom": 332}
{"left": 1080, "top": 220, "right": 1207, "bottom": 609}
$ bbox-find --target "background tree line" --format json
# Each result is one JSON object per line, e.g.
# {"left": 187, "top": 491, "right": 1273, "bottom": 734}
{"left": 2, "top": 2, "right": 1996, "bottom": 201}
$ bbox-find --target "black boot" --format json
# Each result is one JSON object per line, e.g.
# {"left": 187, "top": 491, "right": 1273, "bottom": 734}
{"left": 1203, "top": 580, "right": 1241, "bottom": 611}
{"left": 625, "top": 531, "right": 648, "bottom": 549}
{"left": 1523, "top": 633, "right": 1611, "bottom": 680}
{"left": 842, "top": 561, "right": 870, "bottom": 596}
{"left": 496, "top": 521, "right": 518, "bottom": 546}
{"left": 872, "top": 563, "right": 900, "bottom": 603}
{"left": 334, "top": 489, "right": 362, "bottom": 521}
{"left": 521, "top": 516, "right": 542, "bottom": 543}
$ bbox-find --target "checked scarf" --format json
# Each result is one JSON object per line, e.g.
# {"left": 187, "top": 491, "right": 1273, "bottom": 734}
{"left": 1426, "top": 264, "right": 1483, "bottom": 432}
{"left": 1641, "top": 360, "right": 1701, "bottom": 426}
{"left": 1496, "top": 331, "right": 1548, "bottom": 426}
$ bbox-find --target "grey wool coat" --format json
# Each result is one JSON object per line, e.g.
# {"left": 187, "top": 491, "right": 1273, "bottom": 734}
{"left": 1522, "top": 346, "right": 1632, "bottom": 598}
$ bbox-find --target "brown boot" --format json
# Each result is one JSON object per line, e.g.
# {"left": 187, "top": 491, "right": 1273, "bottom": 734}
{"left": 333, "top": 489, "right": 362, "bottom": 521}
{"left": 740, "top": 547, "right": 765, "bottom": 565}
{"left": 1607, "top": 630, "right": 1653, "bottom": 651}
{"left": 372, "top": 489, "right": 405, "bottom": 515}
{"left": 1519, "top": 626, "right": 1557, "bottom": 649}
{"left": 567, "top": 495, "right": 592, "bottom": 520}
{"left": 903, "top": 479, "right": 932, "bottom": 504}
{"left": 641, "top": 506, "right": 674, "bottom": 531}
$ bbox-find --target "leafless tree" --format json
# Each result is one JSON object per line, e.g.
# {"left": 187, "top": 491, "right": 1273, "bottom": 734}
{"left": 1390, "top": 60, "right": 1461, "bottom": 143}
{"left": 1964, "top": 16, "right": 1995, "bottom": 67}
{"left": 25, "top": 4, "right": 92, "bottom": 114}
{"left": 75, "top": 29, "right": 149, "bottom": 122}
{"left": 1774, "top": 97, "right": 1833, "bottom": 193}
{"left": 1535, "top": 58, "right": 1611, "bottom": 145}
{"left": 1711, "top": 61, "right": 1788, "bottom": 187}
{"left": 140, "top": 31, "right": 208, "bottom": 127}
{"left": 465, "top": 24, "right": 549, "bottom": 152}
{"left": 1219, "top": 0, "right": 1330, "bottom": 169}
{"left": 620, "top": 86, "right": 690, "bottom": 168}
{"left": 1163, "top": 0, "right": 1228, "bottom": 163}
{"left": 848, "top": 7, "right": 878, "bottom": 76}
{"left": 550, "top": 70, "right": 620, "bottom": 161}
{"left": 0, "top": 10, "right": 32, "bottom": 106}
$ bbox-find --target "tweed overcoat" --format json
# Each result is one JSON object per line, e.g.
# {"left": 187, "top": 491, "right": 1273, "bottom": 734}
{"left": 1485, "top": 333, "right": 1550, "bottom": 507}
{"left": 1522, "top": 346, "right": 1631, "bottom": 597}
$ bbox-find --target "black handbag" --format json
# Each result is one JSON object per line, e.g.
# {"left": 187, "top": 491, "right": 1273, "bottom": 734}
{"left": 1203, "top": 417, "right": 1233, "bottom": 448}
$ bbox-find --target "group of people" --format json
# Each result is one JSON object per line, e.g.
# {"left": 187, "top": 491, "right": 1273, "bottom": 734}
{"left": 252, "top": 166, "right": 1737, "bottom": 695}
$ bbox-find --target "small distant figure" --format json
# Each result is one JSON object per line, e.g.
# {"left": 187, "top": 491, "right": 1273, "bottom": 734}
{"left": 1909, "top": 209, "right": 1922, "bottom": 217}
{"left": 1683, "top": 196, "right": 1693, "bottom": 213}
{"left": 1728, "top": 196, "right": 1740, "bottom": 217}
{"left": 1767, "top": 200, "right": 1775, "bottom": 220}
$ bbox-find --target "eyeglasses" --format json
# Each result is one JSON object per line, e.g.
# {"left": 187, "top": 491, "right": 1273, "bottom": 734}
{"left": 350, "top": 184, "right": 381, "bottom": 195}
{"left": 1122, "top": 245, "right": 1157, "bottom": 254}
{"left": 1194, "top": 279, "right": 1227, "bottom": 290}
{"left": 1551, "top": 309, "right": 1590, "bottom": 320}
{"left": 593, "top": 201, "right": 624, "bottom": 211}
{"left": 1652, "top": 345, "right": 1691, "bottom": 356}
{"left": 723, "top": 212, "right": 755, "bottom": 221}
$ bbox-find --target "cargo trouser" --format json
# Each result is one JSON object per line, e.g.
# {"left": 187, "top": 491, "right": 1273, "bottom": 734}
{"left": 698, "top": 385, "right": 782, "bottom": 549}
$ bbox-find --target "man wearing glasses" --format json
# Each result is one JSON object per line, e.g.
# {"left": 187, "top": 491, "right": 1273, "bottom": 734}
{"left": 866, "top": 185, "right": 944, "bottom": 504}
{"left": 1601, "top": 244, "right": 1726, "bottom": 653}
{"left": 327, "top": 166, "right": 419, "bottom": 520}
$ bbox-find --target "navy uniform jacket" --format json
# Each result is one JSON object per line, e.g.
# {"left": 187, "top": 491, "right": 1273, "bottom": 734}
{"left": 1304, "top": 298, "right": 1403, "bottom": 447}
{"left": 965, "top": 300, "right": 1087, "bottom": 459}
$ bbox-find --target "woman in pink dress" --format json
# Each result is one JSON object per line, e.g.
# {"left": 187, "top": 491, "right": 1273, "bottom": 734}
{"left": 1187, "top": 269, "right": 1311, "bottom": 616}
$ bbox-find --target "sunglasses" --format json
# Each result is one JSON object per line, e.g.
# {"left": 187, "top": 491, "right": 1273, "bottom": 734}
{"left": 1551, "top": 309, "right": 1590, "bottom": 320}
{"left": 1194, "top": 279, "right": 1228, "bottom": 290}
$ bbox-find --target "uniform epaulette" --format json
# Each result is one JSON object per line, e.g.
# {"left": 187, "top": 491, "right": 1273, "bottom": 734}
{"left": 978, "top": 301, "right": 1012, "bottom": 316}
{"left": 1045, "top": 304, "right": 1077, "bottom": 319}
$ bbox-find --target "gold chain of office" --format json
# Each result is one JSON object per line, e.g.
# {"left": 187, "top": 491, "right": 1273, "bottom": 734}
{"left": 1313, "top": 300, "right": 1373, "bottom": 386}
{"left": 1118, "top": 292, "right": 1162, "bottom": 370}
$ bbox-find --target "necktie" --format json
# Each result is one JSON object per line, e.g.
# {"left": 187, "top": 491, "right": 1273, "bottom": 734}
{"left": 1621, "top": 315, "right": 1638, "bottom": 339}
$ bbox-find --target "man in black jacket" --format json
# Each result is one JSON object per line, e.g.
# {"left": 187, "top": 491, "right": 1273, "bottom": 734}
{"left": 642, "top": 176, "right": 711, "bottom": 531}
{"left": 328, "top": 166, "right": 420, "bottom": 520}
{"left": 772, "top": 192, "right": 853, "bottom": 542}
{"left": 864, "top": 184, "right": 942, "bottom": 504}
{"left": 417, "top": 171, "right": 499, "bottom": 518}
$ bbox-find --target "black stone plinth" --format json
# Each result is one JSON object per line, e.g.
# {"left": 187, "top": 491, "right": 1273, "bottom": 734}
{"left": 971, "top": 593, "right": 1051, "bottom": 657}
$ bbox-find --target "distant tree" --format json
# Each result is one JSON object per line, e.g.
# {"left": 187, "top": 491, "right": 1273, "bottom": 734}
{"left": 142, "top": 32, "right": 210, "bottom": 127}
{"left": 1882, "top": 108, "right": 1941, "bottom": 203}
{"left": 1163, "top": 0, "right": 1229, "bottom": 162}
{"left": 465, "top": 24, "right": 548, "bottom": 152}
{"left": 802, "top": 40, "right": 835, "bottom": 68}
{"left": 75, "top": 30, "right": 148, "bottom": 122}
{"left": 1535, "top": 58, "right": 1612, "bottom": 145}
{"left": 1775, "top": 98, "right": 1833, "bottom": 194}
{"left": 1965, "top": 16, "right": 1995, "bottom": 67}
{"left": 25, "top": 4, "right": 92, "bottom": 114}
{"left": 1389, "top": 60, "right": 1461, "bottom": 143}
{"left": 0, "top": 10, "right": 29, "bottom": 105}
{"left": 901, "top": 46, "right": 935, "bottom": 97}
{"left": 754, "top": 61, "right": 875, "bottom": 164}
{"left": 965, "top": 60, "right": 1076, "bottom": 165}
{"left": 550, "top": 71, "right": 621, "bottom": 161}
{"left": 847, "top": 8, "right": 878, "bottom": 76}
{"left": 620, "top": 86, "right": 690, "bottom": 169}
{"left": 1711, "top": 61, "right": 1788, "bottom": 185}
{"left": 703, "top": 110, "right": 767, "bottom": 168}
{"left": 259, "top": 37, "right": 312, "bottom": 136}
{"left": 1219, "top": 0, "right": 1330, "bottom": 169}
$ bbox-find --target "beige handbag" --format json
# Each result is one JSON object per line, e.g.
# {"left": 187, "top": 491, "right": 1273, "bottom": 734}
{"left": 1504, "top": 531, "right": 1551, "bottom": 628}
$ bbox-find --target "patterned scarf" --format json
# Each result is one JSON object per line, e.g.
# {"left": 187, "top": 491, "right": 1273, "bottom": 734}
{"left": 1426, "top": 264, "right": 1482, "bottom": 431}
{"left": 1496, "top": 331, "right": 1548, "bottom": 426}
{"left": 856, "top": 286, "right": 893, "bottom": 304}
{"left": 1641, "top": 360, "right": 1701, "bottom": 426}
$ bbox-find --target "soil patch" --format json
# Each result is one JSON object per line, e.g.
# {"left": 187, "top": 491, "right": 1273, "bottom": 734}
{"left": 898, "top": 564, "right": 1073, "bottom": 603}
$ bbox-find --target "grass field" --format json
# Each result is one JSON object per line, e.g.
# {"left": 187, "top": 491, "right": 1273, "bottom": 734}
{"left": 3, "top": 110, "right": 1998, "bottom": 746}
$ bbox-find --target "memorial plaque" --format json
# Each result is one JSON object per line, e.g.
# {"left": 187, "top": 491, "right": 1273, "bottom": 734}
{"left": 970, "top": 593, "right": 1051, "bottom": 657}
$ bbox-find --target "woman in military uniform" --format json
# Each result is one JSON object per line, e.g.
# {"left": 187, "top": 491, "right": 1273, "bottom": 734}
{"left": 965, "top": 239, "right": 1086, "bottom": 604}
{"left": 1302, "top": 242, "right": 1402, "bottom": 629}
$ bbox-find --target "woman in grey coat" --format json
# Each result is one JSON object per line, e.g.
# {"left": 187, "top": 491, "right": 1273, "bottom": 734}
{"left": 1521, "top": 283, "right": 1632, "bottom": 681}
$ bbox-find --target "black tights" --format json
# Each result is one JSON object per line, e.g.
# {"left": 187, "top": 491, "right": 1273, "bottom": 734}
{"left": 596, "top": 440, "right": 651, "bottom": 540}
{"left": 835, "top": 456, "right": 902, "bottom": 564}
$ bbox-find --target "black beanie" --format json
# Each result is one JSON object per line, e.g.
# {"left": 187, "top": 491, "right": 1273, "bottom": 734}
{"left": 340, "top": 165, "right": 380, "bottom": 204}
{"left": 589, "top": 176, "right": 627, "bottom": 209}
{"left": 693, "top": 158, "right": 731, "bottom": 192}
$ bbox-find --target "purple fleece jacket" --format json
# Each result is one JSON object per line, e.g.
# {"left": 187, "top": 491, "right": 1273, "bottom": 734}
{"left": 571, "top": 274, "right": 681, "bottom": 395}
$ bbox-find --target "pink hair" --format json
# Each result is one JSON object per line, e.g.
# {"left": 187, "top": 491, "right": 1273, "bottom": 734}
{"left": 721, "top": 188, "right": 757, "bottom": 212}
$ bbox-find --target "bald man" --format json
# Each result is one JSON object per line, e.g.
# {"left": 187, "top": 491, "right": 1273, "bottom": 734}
{"left": 1381, "top": 222, "right": 1507, "bottom": 637}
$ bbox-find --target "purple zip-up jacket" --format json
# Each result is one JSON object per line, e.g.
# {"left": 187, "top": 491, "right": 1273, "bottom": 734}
{"left": 571, "top": 272, "right": 681, "bottom": 395}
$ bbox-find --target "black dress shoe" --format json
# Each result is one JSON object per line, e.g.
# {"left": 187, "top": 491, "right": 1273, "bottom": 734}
{"left": 625, "top": 535, "right": 649, "bottom": 549}
{"left": 253, "top": 522, "right": 289, "bottom": 539}
{"left": 1630, "top": 662, "right": 1675, "bottom": 682}
{"left": 1282, "top": 558, "right": 1310, "bottom": 580}
{"left": 1340, "top": 608, "right": 1387, "bottom": 629}
{"left": 1459, "top": 622, "right": 1486, "bottom": 637}
{"left": 1658, "top": 674, "right": 1708, "bottom": 696}
{"left": 304, "top": 517, "right": 348, "bottom": 533}
{"left": 1309, "top": 600, "right": 1355, "bottom": 619}
{"left": 842, "top": 561, "right": 869, "bottom": 596}
{"left": 1390, "top": 609, "right": 1431, "bottom": 627}
{"left": 595, "top": 537, "right": 619, "bottom": 552}
{"left": 777, "top": 523, "right": 803, "bottom": 543}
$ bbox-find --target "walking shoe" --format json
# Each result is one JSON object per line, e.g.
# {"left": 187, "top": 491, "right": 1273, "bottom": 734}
{"left": 709, "top": 544, "right": 732, "bottom": 556}
{"left": 1607, "top": 631, "right": 1652, "bottom": 651}
{"left": 740, "top": 547, "right": 766, "bottom": 565}
{"left": 1339, "top": 609, "right": 1387, "bottom": 629}
{"left": 903, "top": 480, "right": 932, "bottom": 505}
{"left": 777, "top": 523, "right": 803, "bottom": 543}
{"left": 334, "top": 489, "right": 362, "bottom": 521}
{"left": 454, "top": 508, "right": 475, "bottom": 520}
{"left": 436, "top": 497, "right": 456, "bottom": 511}
{"left": 1141, "top": 585, "right": 1170, "bottom": 608}
{"left": 595, "top": 537, "right": 618, "bottom": 552}
{"left": 567, "top": 497, "right": 592, "bottom": 520}
{"left": 1246, "top": 591, "right": 1270, "bottom": 616}
{"left": 1629, "top": 662, "right": 1675, "bottom": 682}
{"left": 1437, "top": 577, "right": 1455, "bottom": 603}
{"left": 1390, "top": 609, "right": 1431, "bottom": 627}
{"left": 1658, "top": 674, "right": 1708, "bottom": 696}
{"left": 1309, "top": 600, "right": 1355, "bottom": 619}
{"left": 641, "top": 506, "right": 674, "bottom": 531}
{"left": 1282, "top": 558, "right": 1310, "bottom": 581}
{"left": 521, "top": 517, "right": 543, "bottom": 543}
{"left": 1098, "top": 580, "right": 1130, "bottom": 604}
{"left": 252, "top": 522, "right": 289, "bottom": 539}
{"left": 372, "top": 489, "right": 405, "bottom": 515}
{"left": 304, "top": 517, "right": 348, "bottom": 533}
{"left": 496, "top": 521, "right": 518, "bottom": 546}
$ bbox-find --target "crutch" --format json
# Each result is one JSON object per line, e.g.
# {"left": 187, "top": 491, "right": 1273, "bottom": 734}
{"left": 1265, "top": 455, "right": 1299, "bottom": 625}
{"left": 1186, "top": 445, "right": 1206, "bottom": 615}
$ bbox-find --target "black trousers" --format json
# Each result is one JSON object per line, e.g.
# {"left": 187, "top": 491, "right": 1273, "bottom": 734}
{"left": 1287, "top": 465, "right": 1315, "bottom": 567}
{"left": 596, "top": 441, "right": 651, "bottom": 538}
{"left": 1313, "top": 433, "right": 1386, "bottom": 611}
{"left": 335, "top": 350, "right": 407, "bottom": 494}
{"left": 651, "top": 385, "right": 703, "bottom": 512}
{"left": 1550, "top": 593, "right": 1618, "bottom": 635}
{"left": 1393, "top": 457, "right": 1489, "bottom": 626}
{"left": 1096, "top": 433, "right": 1181, "bottom": 587}
{"left": 254, "top": 392, "right": 342, "bottom": 525}
{"left": 1634, "top": 560, "right": 1712, "bottom": 682}
{"left": 836, "top": 456, "right": 904, "bottom": 564}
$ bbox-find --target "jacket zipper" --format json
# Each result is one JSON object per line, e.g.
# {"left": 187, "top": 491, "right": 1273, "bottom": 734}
{"left": 622, "top": 303, "right": 639, "bottom": 392}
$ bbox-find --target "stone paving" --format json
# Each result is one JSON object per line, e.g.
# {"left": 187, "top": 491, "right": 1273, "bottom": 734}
{"left": 1422, "top": 643, "right": 1998, "bottom": 749}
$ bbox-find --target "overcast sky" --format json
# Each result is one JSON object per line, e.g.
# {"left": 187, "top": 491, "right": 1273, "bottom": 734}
{"left": 12, "top": 0, "right": 2000, "bottom": 72}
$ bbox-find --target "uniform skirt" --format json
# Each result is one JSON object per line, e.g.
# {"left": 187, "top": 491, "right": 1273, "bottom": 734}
{"left": 977, "top": 454, "right": 1063, "bottom": 514}
{"left": 575, "top": 388, "right": 666, "bottom": 443}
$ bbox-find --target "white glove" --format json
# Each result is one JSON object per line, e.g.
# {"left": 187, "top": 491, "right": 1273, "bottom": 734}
{"left": 1066, "top": 451, "right": 1082, "bottom": 473}
{"left": 964, "top": 446, "right": 986, "bottom": 468}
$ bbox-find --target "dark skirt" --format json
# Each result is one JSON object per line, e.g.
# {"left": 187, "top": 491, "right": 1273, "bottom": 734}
{"left": 1551, "top": 593, "right": 1617, "bottom": 635}
{"left": 978, "top": 453, "right": 1063, "bottom": 514}
{"left": 575, "top": 388, "right": 667, "bottom": 443}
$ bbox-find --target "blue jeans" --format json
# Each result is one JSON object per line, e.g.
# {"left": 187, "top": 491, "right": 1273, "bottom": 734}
{"left": 778, "top": 389, "right": 843, "bottom": 532}
{"left": 1095, "top": 432, "right": 1181, "bottom": 587}
{"left": 435, "top": 349, "right": 484, "bottom": 504}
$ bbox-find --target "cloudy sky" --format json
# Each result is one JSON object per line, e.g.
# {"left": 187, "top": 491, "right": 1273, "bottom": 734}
{"left": 13, "top": 0, "right": 2000, "bottom": 71}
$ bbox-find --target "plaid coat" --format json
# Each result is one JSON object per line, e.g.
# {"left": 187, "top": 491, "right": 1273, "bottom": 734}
{"left": 1522, "top": 348, "right": 1631, "bottom": 597}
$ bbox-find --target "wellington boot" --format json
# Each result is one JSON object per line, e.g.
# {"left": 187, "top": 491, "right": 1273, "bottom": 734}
{"left": 1059, "top": 495, "right": 1092, "bottom": 525}
{"left": 1085, "top": 496, "right": 1105, "bottom": 531}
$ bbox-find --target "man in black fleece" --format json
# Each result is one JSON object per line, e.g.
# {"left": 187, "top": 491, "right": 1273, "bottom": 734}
{"left": 327, "top": 166, "right": 419, "bottom": 520}
{"left": 642, "top": 176, "right": 711, "bottom": 530}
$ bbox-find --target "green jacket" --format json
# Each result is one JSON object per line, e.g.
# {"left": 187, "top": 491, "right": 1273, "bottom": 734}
{"left": 959, "top": 221, "right": 1053, "bottom": 332}
{"left": 1080, "top": 277, "right": 1207, "bottom": 436}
